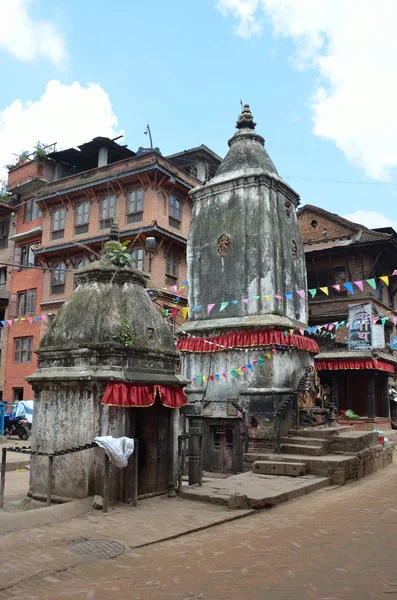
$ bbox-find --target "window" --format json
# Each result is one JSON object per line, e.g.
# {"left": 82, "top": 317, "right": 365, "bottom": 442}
{"left": 99, "top": 196, "right": 115, "bottom": 229}
{"left": 0, "top": 268, "right": 6, "bottom": 290}
{"left": 51, "top": 207, "right": 66, "bottom": 240}
{"left": 51, "top": 263, "right": 66, "bottom": 295}
{"left": 20, "top": 244, "right": 35, "bottom": 268}
{"left": 127, "top": 189, "right": 143, "bottom": 223}
{"left": 18, "top": 289, "right": 36, "bottom": 317}
{"left": 24, "top": 198, "right": 42, "bottom": 223}
{"left": 166, "top": 252, "right": 178, "bottom": 279}
{"left": 75, "top": 202, "right": 90, "bottom": 235}
{"left": 169, "top": 196, "right": 181, "bottom": 230}
{"left": 75, "top": 256, "right": 90, "bottom": 269}
{"left": 131, "top": 248, "right": 144, "bottom": 271}
{"left": 0, "top": 218, "right": 9, "bottom": 249}
{"left": 14, "top": 337, "right": 33, "bottom": 363}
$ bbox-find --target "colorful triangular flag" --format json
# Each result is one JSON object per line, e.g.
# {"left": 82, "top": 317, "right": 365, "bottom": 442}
{"left": 343, "top": 282, "right": 354, "bottom": 295}
{"left": 380, "top": 276, "right": 389, "bottom": 286}
{"left": 319, "top": 287, "right": 329, "bottom": 296}
{"left": 220, "top": 302, "right": 229, "bottom": 312}
{"left": 332, "top": 284, "right": 341, "bottom": 292}
{"left": 308, "top": 289, "right": 317, "bottom": 298}
{"left": 297, "top": 290, "right": 306, "bottom": 298}
{"left": 354, "top": 281, "right": 363, "bottom": 291}
{"left": 366, "top": 279, "right": 376, "bottom": 289}
{"left": 207, "top": 304, "right": 215, "bottom": 314}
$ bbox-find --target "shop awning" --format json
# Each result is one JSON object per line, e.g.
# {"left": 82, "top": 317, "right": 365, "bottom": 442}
{"left": 177, "top": 329, "right": 319, "bottom": 355}
{"left": 101, "top": 383, "right": 187, "bottom": 408}
{"left": 315, "top": 358, "right": 395, "bottom": 373}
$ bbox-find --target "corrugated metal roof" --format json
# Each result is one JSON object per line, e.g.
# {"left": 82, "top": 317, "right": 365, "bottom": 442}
{"left": 304, "top": 239, "right": 353, "bottom": 253}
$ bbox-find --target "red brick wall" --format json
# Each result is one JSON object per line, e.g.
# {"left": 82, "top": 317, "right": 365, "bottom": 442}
{"left": 298, "top": 210, "right": 355, "bottom": 244}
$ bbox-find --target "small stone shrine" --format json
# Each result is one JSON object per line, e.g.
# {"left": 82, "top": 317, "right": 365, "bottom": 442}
{"left": 177, "top": 105, "right": 319, "bottom": 474}
{"left": 28, "top": 224, "right": 187, "bottom": 502}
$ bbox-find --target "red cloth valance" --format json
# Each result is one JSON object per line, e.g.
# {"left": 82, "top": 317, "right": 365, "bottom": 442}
{"left": 177, "top": 329, "right": 319, "bottom": 355}
{"left": 101, "top": 383, "right": 187, "bottom": 409}
{"left": 315, "top": 359, "right": 395, "bottom": 373}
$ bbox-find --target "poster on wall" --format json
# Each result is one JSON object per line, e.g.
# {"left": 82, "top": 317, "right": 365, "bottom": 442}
{"left": 348, "top": 303, "right": 372, "bottom": 351}
{"left": 392, "top": 336, "right": 397, "bottom": 351}
{"left": 372, "top": 324, "right": 385, "bottom": 349}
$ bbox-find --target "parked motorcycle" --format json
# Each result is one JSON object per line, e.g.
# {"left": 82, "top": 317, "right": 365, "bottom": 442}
{"left": 4, "top": 414, "right": 30, "bottom": 440}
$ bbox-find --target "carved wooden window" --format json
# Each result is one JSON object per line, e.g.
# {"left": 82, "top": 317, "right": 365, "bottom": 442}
{"left": 166, "top": 252, "right": 178, "bottom": 279}
{"left": 127, "top": 189, "right": 144, "bottom": 224}
{"left": 18, "top": 289, "right": 36, "bottom": 317}
{"left": 169, "top": 196, "right": 181, "bottom": 230}
{"left": 0, "top": 218, "right": 9, "bottom": 249}
{"left": 14, "top": 336, "right": 33, "bottom": 363}
{"left": 99, "top": 196, "right": 115, "bottom": 229}
{"left": 131, "top": 248, "right": 144, "bottom": 271}
{"left": 24, "top": 198, "right": 42, "bottom": 223}
{"left": 75, "top": 201, "right": 90, "bottom": 235}
{"left": 50, "top": 263, "right": 66, "bottom": 295}
{"left": 51, "top": 207, "right": 66, "bottom": 240}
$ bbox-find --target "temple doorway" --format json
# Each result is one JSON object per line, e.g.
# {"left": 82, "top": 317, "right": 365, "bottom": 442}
{"left": 203, "top": 419, "right": 243, "bottom": 474}
{"left": 132, "top": 398, "right": 170, "bottom": 497}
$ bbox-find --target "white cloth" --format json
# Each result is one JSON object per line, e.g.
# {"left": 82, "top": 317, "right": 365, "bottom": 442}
{"left": 14, "top": 400, "right": 34, "bottom": 423}
{"left": 94, "top": 436, "right": 135, "bottom": 468}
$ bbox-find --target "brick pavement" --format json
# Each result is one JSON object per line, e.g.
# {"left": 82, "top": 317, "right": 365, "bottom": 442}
{"left": 2, "top": 464, "right": 397, "bottom": 599}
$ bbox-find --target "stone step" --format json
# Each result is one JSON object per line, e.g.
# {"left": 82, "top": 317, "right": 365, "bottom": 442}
{"left": 252, "top": 460, "right": 306, "bottom": 477}
{"left": 280, "top": 443, "right": 328, "bottom": 456}
{"left": 288, "top": 426, "right": 354, "bottom": 439}
{"left": 280, "top": 436, "right": 329, "bottom": 448}
{"left": 244, "top": 444, "right": 393, "bottom": 485}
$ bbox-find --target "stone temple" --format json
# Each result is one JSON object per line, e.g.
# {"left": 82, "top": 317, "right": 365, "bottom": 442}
{"left": 177, "top": 104, "right": 319, "bottom": 474}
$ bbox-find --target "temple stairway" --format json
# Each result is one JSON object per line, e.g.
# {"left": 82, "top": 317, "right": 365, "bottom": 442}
{"left": 244, "top": 426, "right": 394, "bottom": 485}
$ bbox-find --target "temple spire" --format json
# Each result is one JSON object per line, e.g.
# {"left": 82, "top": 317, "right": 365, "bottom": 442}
{"left": 109, "top": 222, "right": 120, "bottom": 241}
{"left": 236, "top": 103, "right": 256, "bottom": 130}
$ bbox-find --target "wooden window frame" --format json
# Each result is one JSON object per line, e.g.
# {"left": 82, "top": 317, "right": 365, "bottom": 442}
{"left": 51, "top": 207, "right": 66, "bottom": 240}
{"left": 14, "top": 336, "right": 33, "bottom": 363}
{"left": 74, "top": 201, "right": 90, "bottom": 234}
{"left": 99, "top": 195, "right": 115, "bottom": 229}
{"left": 131, "top": 247, "right": 144, "bottom": 271}
{"left": 24, "top": 198, "right": 42, "bottom": 223}
{"left": 50, "top": 263, "right": 66, "bottom": 295}
{"left": 169, "top": 196, "right": 181, "bottom": 230}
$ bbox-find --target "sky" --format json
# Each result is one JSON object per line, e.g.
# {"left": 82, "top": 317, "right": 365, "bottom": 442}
{"left": 1, "top": 0, "right": 397, "bottom": 229}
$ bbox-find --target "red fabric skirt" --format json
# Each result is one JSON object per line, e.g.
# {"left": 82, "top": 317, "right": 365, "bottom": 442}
{"left": 177, "top": 329, "right": 319, "bottom": 354}
{"left": 315, "top": 359, "right": 394, "bottom": 373}
{"left": 101, "top": 383, "right": 187, "bottom": 408}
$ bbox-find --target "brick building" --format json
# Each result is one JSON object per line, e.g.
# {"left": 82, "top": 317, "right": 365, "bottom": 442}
{"left": 2, "top": 138, "right": 221, "bottom": 403}
{"left": 0, "top": 201, "right": 16, "bottom": 401}
{"left": 298, "top": 205, "right": 397, "bottom": 429}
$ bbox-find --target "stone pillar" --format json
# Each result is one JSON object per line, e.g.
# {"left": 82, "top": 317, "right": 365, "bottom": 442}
{"left": 368, "top": 373, "right": 376, "bottom": 418}
{"left": 188, "top": 416, "right": 202, "bottom": 485}
{"left": 381, "top": 375, "right": 390, "bottom": 419}
{"left": 331, "top": 374, "right": 339, "bottom": 411}
{"left": 167, "top": 409, "right": 177, "bottom": 497}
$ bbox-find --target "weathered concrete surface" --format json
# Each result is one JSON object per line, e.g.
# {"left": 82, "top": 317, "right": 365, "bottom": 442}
{"left": 27, "top": 226, "right": 186, "bottom": 502}
{"left": 0, "top": 496, "right": 252, "bottom": 594}
{"left": 252, "top": 460, "right": 306, "bottom": 476}
{"left": 178, "top": 104, "right": 314, "bottom": 454}
{"left": 180, "top": 471, "right": 330, "bottom": 509}
{"left": 244, "top": 445, "right": 393, "bottom": 485}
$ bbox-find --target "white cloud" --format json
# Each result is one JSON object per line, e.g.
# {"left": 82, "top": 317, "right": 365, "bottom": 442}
{"left": 216, "top": 0, "right": 397, "bottom": 180}
{"left": 342, "top": 210, "right": 397, "bottom": 232}
{"left": 216, "top": 0, "right": 262, "bottom": 38}
{"left": 0, "top": 0, "right": 67, "bottom": 67}
{"left": 0, "top": 80, "right": 122, "bottom": 180}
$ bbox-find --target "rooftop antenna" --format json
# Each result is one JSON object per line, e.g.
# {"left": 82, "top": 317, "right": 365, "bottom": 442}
{"left": 144, "top": 124, "right": 153, "bottom": 150}
{"left": 240, "top": 100, "right": 243, "bottom": 110}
